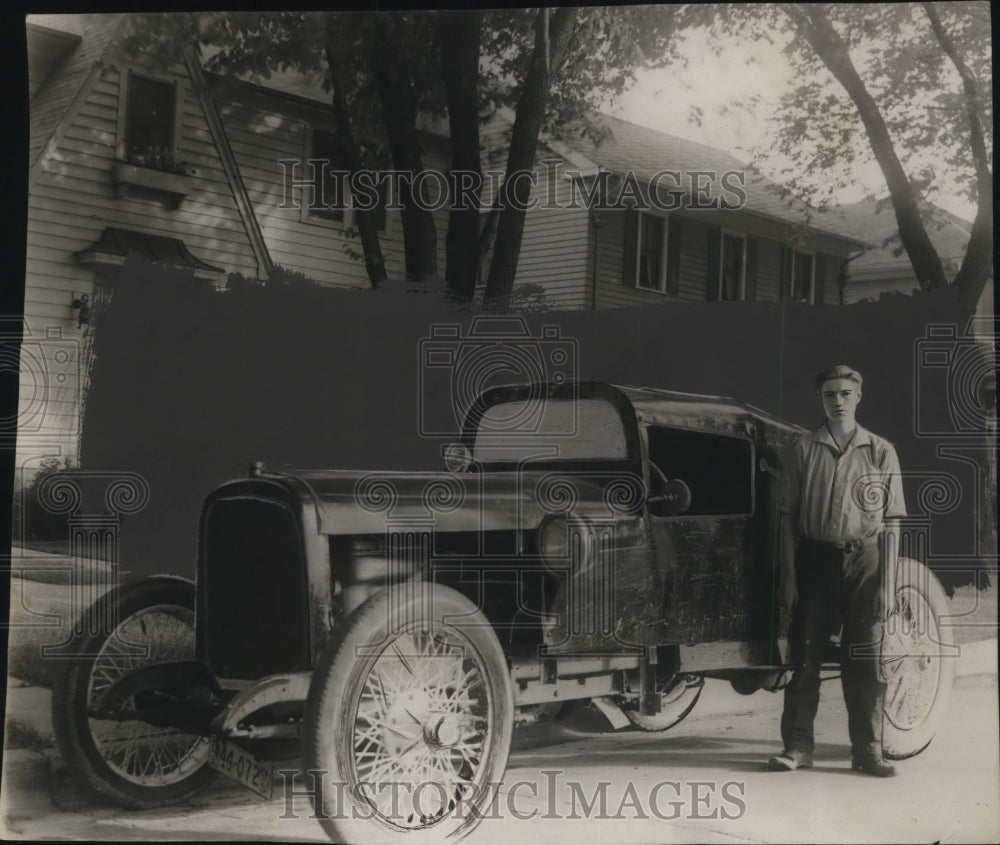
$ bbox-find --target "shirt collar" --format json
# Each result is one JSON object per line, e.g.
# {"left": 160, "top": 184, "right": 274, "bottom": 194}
{"left": 812, "top": 422, "right": 873, "bottom": 453}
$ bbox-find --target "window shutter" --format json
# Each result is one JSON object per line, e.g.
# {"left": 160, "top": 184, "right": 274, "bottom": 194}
{"left": 746, "top": 238, "right": 758, "bottom": 301}
{"left": 779, "top": 245, "right": 790, "bottom": 298}
{"left": 666, "top": 216, "right": 681, "bottom": 295}
{"left": 706, "top": 226, "right": 721, "bottom": 301}
{"left": 814, "top": 255, "right": 826, "bottom": 304}
{"left": 623, "top": 208, "right": 637, "bottom": 286}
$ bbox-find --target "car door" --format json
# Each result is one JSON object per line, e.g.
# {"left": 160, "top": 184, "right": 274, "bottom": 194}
{"left": 645, "top": 423, "right": 773, "bottom": 647}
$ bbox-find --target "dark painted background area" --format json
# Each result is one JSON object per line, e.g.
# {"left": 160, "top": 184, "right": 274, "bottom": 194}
{"left": 81, "top": 259, "right": 986, "bottom": 588}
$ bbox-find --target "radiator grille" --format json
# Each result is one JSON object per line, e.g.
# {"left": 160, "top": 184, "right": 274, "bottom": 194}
{"left": 199, "top": 496, "right": 310, "bottom": 679}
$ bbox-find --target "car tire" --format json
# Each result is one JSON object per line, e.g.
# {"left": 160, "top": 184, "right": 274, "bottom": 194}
{"left": 50, "top": 576, "right": 216, "bottom": 808}
{"left": 303, "top": 581, "right": 514, "bottom": 844}
{"left": 881, "top": 558, "right": 956, "bottom": 760}
{"left": 624, "top": 675, "right": 703, "bottom": 732}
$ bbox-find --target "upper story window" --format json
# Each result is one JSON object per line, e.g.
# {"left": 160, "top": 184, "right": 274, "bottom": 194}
{"left": 305, "top": 128, "right": 387, "bottom": 231}
{"left": 122, "top": 73, "right": 179, "bottom": 171}
{"left": 791, "top": 251, "right": 814, "bottom": 303}
{"left": 716, "top": 232, "right": 746, "bottom": 301}
{"left": 624, "top": 210, "right": 680, "bottom": 294}
{"left": 307, "top": 129, "right": 348, "bottom": 224}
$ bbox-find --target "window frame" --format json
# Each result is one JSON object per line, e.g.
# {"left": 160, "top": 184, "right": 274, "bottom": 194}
{"left": 644, "top": 423, "right": 756, "bottom": 519}
{"left": 791, "top": 250, "right": 815, "bottom": 304}
{"left": 116, "top": 68, "right": 184, "bottom": 170}
{"left": 717, "top": 230, "right": 748, "bottom": 301}
{"left": 300, "top": 125, "right": 389, "bottom": 234}
{"left": 631, "top": 210, "right": 670, "bottom": 294}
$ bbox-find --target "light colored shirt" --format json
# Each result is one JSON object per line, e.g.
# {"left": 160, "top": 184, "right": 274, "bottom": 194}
{"left": 778, "top": 423, "right": 906, "bottom": 543}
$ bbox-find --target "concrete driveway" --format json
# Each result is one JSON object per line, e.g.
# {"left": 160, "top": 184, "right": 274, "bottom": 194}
{"left": 4, "top": 567, "right": 998, "bottom": 843}
{"left": 3, "top": 671, "right": 997, "bottom": 843}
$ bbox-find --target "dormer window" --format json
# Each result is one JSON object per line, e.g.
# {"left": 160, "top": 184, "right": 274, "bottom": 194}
{"left": 122, "top": 72, "right": 179, "bottom": 171}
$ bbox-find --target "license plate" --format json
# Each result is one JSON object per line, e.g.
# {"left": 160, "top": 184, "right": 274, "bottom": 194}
{"left": 209, "top": 735, "right": 273, "bottom": 800}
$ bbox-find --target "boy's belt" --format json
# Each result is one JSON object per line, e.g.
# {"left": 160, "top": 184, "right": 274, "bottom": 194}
{"left": 799, "top": 535, "right": 880, "bottom": 555}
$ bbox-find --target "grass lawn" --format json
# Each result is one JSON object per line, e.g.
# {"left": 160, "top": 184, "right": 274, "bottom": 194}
{"left": 945, "top": 579, "right": 998, "bottom": 646}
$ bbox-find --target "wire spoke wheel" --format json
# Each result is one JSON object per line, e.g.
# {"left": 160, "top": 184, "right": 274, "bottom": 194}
{"left": 351, "top": 627, "right": 489, "bottom": 827}
{"left": 51, "top": 577, "right": 216, "bottom": 808}
{"left": 86, "top": 605, "right": 210, "bottom": 786}
{"left": 305, "top": 583, "right": 513, "bottom": 845}
{"left": 881, "top": 559, "right": 955, "bottom": 760}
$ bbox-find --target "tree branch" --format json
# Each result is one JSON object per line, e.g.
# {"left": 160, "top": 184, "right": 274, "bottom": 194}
{"left": 323, "top": 42, "right": 387, "bottom": 289}
{"left": 370, "top": 14, "right": 438, "bottom": 282}
{"left": 785, "top": 3, "right": 949, "bottom": 289}
{"left": 922, "top": 2, "right": 993, "bottom": 310}
{"left": 483, "top": 6, "right": 577, "bottom": 311}
{"left": 439, "top": 10, "right": 483, "bottom": 302}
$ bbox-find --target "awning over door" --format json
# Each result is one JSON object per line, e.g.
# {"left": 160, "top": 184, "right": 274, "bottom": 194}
{"left": 75, "top": 227, "right": 225, "bottom": 280}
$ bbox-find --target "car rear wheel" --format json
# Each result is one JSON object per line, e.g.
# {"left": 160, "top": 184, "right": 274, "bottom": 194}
{"left": 303, "top": 582, "right": 514, "bottom": 844}
{"left": 50, "top": 576, "right": 216, "bottom": 808}
{"left": 881, "top": 558, "right": 956, "bottom": 759}
{"left": 624, "top": 674, "right": 703, "bottom": 732}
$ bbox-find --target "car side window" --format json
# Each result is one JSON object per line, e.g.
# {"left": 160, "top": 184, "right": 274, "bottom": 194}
{"left": 646, "top": 425, "right": 754, "bottom": 517}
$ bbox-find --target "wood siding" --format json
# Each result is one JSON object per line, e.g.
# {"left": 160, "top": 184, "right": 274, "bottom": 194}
{"left": 595, "top": 206, "right": 852, "bottom": 309}
{"left": 474, "top": 114, "right": 591, "bottom": 309}
{"left": 216, "top": 96, "right": 450, "bottom": 288}
{"left": 23, "top": 56, "right": 261, "bottom": 469}
{"left": 506, "top": 166, "right": 591, "bottom": 309}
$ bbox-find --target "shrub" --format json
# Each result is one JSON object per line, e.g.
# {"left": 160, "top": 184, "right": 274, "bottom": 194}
{"left": 12, "top": 457, "right": 77, "bottom": 545}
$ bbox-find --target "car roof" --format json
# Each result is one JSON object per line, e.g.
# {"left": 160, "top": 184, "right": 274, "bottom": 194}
{"left": 478, "top": 380, "right": 803, "bottom": 438}
{"left": 611, "top": 383, "right": 798, "bottom": 429}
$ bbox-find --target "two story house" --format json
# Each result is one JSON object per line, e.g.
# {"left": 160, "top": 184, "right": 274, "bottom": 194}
{"left": 21, "top": 12, "right": 868, "bottom": 474}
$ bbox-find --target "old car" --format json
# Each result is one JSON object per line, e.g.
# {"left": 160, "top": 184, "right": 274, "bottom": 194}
{"left": 52, "top": 380, "right": 954, "bottom": 844}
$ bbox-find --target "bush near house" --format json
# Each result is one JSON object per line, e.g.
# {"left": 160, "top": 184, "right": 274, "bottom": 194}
{"left": 11, "top": 457, "right": 77, "bottom": 548}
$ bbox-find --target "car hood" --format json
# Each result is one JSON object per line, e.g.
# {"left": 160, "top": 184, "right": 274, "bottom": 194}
{"left": 289, "top": 469, "right": 644, "bottom": 535}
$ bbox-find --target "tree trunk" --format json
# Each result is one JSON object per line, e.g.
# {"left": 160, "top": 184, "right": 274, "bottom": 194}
{"left": 786, "top": 4, "right": 949, "bottom": 290}
{"left": 439, "top": 11, "right": 483, "bottom": 302}
{"left": 324, "top": 45, "right": 387, "bottom": 289}
{"left": 482, "top": 7, "right": 576, "bottom": 312}
{"left": 923, "top": 2, "right": 993, "bottom": 313}
{"left": 471, "top": 196, "right": 503, "bottom": 293}
{"left": 371, "top": 15, "right": 438, "bottom": 282}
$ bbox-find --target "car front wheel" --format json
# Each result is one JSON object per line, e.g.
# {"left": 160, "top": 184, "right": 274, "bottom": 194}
{"left": 303, "top": 582, "right": 514, "bottom": 844}
{"left": 50, "top": 576, "right": 216, "bottom": 808}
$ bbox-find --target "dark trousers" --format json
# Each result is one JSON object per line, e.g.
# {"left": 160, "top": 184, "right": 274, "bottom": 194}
{"left": 781, "top": 537, "right": 886, "bottom": 756}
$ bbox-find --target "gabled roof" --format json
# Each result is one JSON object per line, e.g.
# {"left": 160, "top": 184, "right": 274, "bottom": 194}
{"left": 832, "top": 197, "right": 971, "bottom": 273}
{"left": 555, "top": 113, "right": 865, "bottom": 246}
{"left": 28, "top": 14, "right": 125, "bottom": 170}
{"left": 26, "top": 16, "right": 82, "bottom": 97}
{"left": 27, "top": 14, "right": 272, "bottom": 278}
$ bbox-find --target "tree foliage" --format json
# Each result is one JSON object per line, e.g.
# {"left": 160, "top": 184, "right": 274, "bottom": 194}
{"left": 694, "top": 2, "right": 992, "bottom": 310}
{"left": 116, "top": 9, "right": 679, "bottom": 308}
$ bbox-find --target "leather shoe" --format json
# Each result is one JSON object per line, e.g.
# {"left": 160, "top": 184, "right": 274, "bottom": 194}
{"left": 767, "top": 749, "right": 813, "bottom": 771}
{"left": 851, "top": 754, "right": 897, "bottom": 777}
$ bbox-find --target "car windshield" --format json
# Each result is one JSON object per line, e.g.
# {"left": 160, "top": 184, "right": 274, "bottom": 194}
{"left": 471, "top": 397, "right": 628, "bottom": 463}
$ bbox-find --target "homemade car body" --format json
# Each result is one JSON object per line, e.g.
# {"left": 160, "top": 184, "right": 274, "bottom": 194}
{"left": 199, "top": 381, "right": 794, "bottom": 681}
{"left": 53, "top": 380, "right": 953, "bottom": 844}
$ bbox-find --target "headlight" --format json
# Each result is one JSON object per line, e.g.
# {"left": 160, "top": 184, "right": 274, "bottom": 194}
{"left": 538, "top": 515, "right": 593, "bottom": 573}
